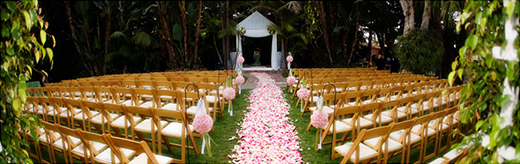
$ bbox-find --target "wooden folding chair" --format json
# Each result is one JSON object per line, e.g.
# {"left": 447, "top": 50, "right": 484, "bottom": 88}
{"left": 64, "top": 98, "right": 91, "bottom": 131}
{"left": 90, "top": 102, "right": 122, "bottom": 135}
{"left": 436, "top": 107, "right": 458, "bottom": 155}
{"left": 94, "top": 86, "right": 115, "bottom": 103}
{"left": 409, "top": 113, "right": 434, "bottom": 164}
{"left": 74, "top": 129, "right": 116, "bottom": 163}
{"left": 102, "top": 134, "right": 175, "bottom": 164}
{"left": 153, "top": 107, "right": 199, "bottom": 163}
{"left": 132, "top": 88, "right": 156, "bottom": 108}
{"left": 364, "top": 100, "right": 396, "bottom": 127}
{"left": 110, "top": 87, "right": 135, "bottom": 106}
{"left": 48, "top": 97, "right": 75, "bottom": 127}
{"left": 40, "top": 121, "right": 67, "bottom": 163}
{"left": 55, "top": 124, "right": 87, "bottom": 163}
{"left": 125, "top": 105, "right": 169, "bottom": 149}
{"left": 326, "top": 105, "right": 361, "bottom": 159}
{"left": 387, "top": 118, "right": 417, "bottom": 163}
{"left": 335, "top": 125, "right": 392, "bottom": 164}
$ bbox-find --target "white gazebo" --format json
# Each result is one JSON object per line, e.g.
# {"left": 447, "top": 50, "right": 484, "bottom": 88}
{"left": 230, "top": 11, "right": 281, "bottom": 71}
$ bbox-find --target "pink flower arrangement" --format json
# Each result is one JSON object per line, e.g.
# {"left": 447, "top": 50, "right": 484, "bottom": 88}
{"left": 223, "top": 87, "right": 236, "bottom": 100}
{"left": 286, "top": 76, "right": 296, "bottom": 85}
{"left": 236, "top": 75, "right": 245, "bottom": 85}
{"left": 229, "top": 72, "right": 302, "bottom": 163}
{"left": 237, "top": 56, "right": 245, "bottom": 64}
{"left": 193, "top": 113, "right": 213, "bottom": 133}
{"left": 310, "top": 111, "right": 328, "bottom": 128}
{"left": 286, "top": 55, "right": 293, "bottom": 63}
{"left": 297, "top": 88, "right": 309, "bottom": 100}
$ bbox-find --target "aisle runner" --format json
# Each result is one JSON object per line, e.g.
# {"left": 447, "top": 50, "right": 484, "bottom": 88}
{"left": 229, "top": 72, "right": 303, "bottom": 163}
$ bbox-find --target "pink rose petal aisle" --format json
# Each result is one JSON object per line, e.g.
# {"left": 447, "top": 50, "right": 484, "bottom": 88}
{"left": 229, "top": 72, "right": 303, "bottom": 164}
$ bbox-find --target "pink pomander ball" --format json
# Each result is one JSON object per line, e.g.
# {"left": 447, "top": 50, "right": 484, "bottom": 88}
{"left": 237, "top": 56, "right": 245, "bottom": 64}
{"left": 297, "top": 88, "right": 309, "bottom": 100}
{"left": 286, "top": 56, "right": 293, "bottom": 63}
{"left": 223, "top": 87, "right": 236, "bottom": 100}
{"left": 287, "top": 76, "right": 296, "bottom": 85}
{"left": 310, "top": 111, "right": 328, "bottom": 128}
{"left": 193, "top": 113, "right": 213, "bottom": 133}
{"left": 235, "top": 75, "right": 245, "bottom": 85}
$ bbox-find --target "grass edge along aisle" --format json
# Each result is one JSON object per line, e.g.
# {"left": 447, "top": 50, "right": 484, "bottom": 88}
{"left": 228, "top": 72, "right": 303, "bottom": 163}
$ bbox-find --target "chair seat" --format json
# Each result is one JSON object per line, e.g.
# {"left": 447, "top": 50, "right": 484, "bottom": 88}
{"left": 39, "top": 130, "right": 61, "bottom": 143}
{"left": 160, "top": 103, "right": 179, "bottom": 111}
{"left": 72, "top": 141, "right": 108, "bottom": 157}
{"left": 159, "top": 95, "right": 173, "bottom": 100}
{"left": 91, "top": 113, "right": 121, "bottom": 124}
{"left": 139, "top": 101, "right": 154, "bottom": 108}
{"left": 54, "top": 136, "right": 82, "bottom": 149}
{"left": 343, "top": 117, "right": 373, "bottom": 128}
{"left": 364, "top": 136, "right": 403, "bottom": 152}
{"left": 186, "top": 106, "right": 213, "bottom": 115}
{"left": 95, "top": 147, "right": 136, "bottom": 163}
{"left": 59, "top": 108, "right": 82, "bottom": 118}
{"left": 429, "top": 119, "right": 449, "bottom": 131}
{"left": 443, "top": 148, "right": 461, "bottom": 160}
{"left": 121, "top": 100, "right": 133, "bottom": 106}
{"left": 161, "top": 122, "right": 194, "bottom": 138}
{"left": 334, "top": 142, "right": 377, "bottom": 161}
{"left": 129, "top": 153, "right": 173, "bottom": 164}
{"left": 429, "top": 157, "right": 447, "bottom": 164}
{"left": 364, "top": 113, "right": 393, "bottom": 124}
{"left": 73, "top": 110, "right": 100, "bottom": 120}
{"left": 111, "top": 116, "right": 143, "bottom": 128}
{"left": 412, "top": 125, "right": 436, "bottom": 136}
{"left": 206, "top": 96, "right": 218, "bottom": 103}
{"left": 381, "top": 110, "right": 407, "bottom": 119}
{"left": 309, "top": 106, "right": 335, "bottom": 115}
{"left": 389, "top": 130, "right": 421, "bottom": 144}
{"left": 134, "top": 119, "right": 168, "bottom": 133}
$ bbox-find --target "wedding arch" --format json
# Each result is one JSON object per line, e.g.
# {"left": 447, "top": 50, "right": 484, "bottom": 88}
{"left": 232, "top": 11, "right": 281, "bottom": 71}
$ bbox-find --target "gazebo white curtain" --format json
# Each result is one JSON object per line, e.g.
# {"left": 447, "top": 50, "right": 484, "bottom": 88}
{"left": 235, "top": 11, "right": 279, "bottom": 70}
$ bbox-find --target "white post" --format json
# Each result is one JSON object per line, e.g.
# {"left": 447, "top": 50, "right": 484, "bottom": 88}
{"left": 271, "top": 32, "right": 278, "bottom": 70}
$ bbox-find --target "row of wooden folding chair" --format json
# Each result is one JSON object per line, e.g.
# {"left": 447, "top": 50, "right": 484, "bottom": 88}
{"left": 25, "top": 100, "right": 201, "bottom": 163}
{"left": 27, "top": 83, "right": 224, "bottom": 122}
{"left": 330, "top": 106, "right": 460, "bottom": 164}
{"left": 32, "top": 120, "right": 177, "bottom": 163}
{"left": 299, "top": 82, "right": 445, "bottom": 117}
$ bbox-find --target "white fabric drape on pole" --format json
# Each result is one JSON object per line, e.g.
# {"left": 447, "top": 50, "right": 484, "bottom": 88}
{"left": 271, "top": 32, "right": 278, "bottom": 70}
{"left": 234, "top": 11, "right": 279, "bottom": 70}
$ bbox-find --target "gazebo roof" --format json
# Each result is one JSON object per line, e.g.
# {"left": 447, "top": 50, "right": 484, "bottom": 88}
{"left": 235, "top": 11, "right": 276, "bottom": 38}
{"left": 237, "top": 11, "right": 275, "bottom": 30}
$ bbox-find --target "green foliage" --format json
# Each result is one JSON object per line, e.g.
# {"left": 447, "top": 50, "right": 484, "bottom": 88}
{"left": 395, "top": 29, "right": 444, "bottom": 74}
{"left": 1, "top": 0, "right": 54, "bottom": 163}
{"left": 451, "top": 0, "right": 520, "bottom": 163}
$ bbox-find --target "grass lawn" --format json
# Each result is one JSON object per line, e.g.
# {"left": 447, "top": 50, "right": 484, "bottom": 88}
{"left": 30, "top": 85, "right": 460, "bottom": 163}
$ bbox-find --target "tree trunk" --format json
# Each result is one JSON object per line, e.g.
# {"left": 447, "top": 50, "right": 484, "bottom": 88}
{"left": 104, "top": 11, "right": 111, "bottom": 75}
{"left": 318, "top": 1, "right": 333, "bottom": 66}
{"left": 225, "top": 1, "right": 230, "bottom": 70}
{"left": 400, "top": 0, "right": 415, "bottom": 34}
{"left": 157, "top": 1, "right": 176, "bottom": 70}
{"left": 420, "top": 0, "right": 431, "bottom": 30}
{"left": 367, "top": 31, "right": 373, "bottom": 64}
{"left": 376, "top": 32, "right": 385, "bottom": 55}
{"left": 194, "top": 0, "right": 202, "bottom": 69}
{"left": 348, "top": 8, "right": 360, "bottom": 66}
{"left": 64, "top": 1, "right": 93, "bottom": 76}
{"left": 180, "top": 1, "right": 188, "bottom": 68}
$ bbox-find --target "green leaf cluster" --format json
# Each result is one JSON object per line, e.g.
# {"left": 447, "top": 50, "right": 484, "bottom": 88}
{"left": 1, "top": 0, "right": 54, "bottom": 163}
{"left": 450, "top": 0, "right": 520, "bottom": 163}
{"left": 395, "top": 29, "right": 444, "bottom": 75}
